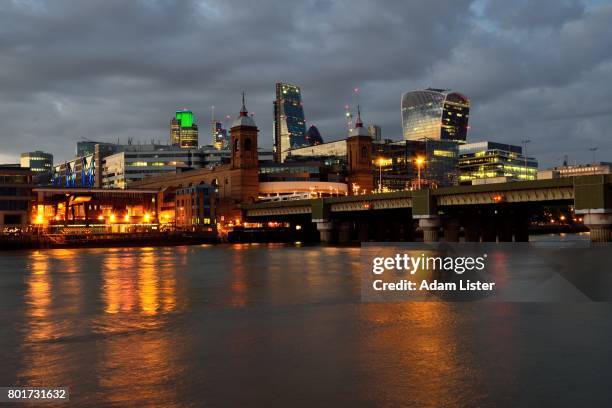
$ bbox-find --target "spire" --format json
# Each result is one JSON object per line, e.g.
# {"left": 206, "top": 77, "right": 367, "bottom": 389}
{"left": 240, "top": 91, "right": 248, "bottom": 116}
{"left": 350, "top": 104, "right": 369, "bottom": 137}
{"left": 355, "top": 104, "right": 363, "bottom": 128}
{"left": 232, "top": 91, "right": 256, "bottom": 128}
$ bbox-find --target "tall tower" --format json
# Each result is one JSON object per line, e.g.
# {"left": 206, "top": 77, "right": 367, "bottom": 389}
{"left": 273, "top": 82, "right": 307, "bottom": 162}
{"left": 401, "top": 89, "right": 470, "bottom": 143}
{"left": 230, "top": 93, "right": 259, "bottom": 169}
{"left": 346, "top": 106, "right": 374, "bottom": 194}
{"left": 170, "top": 109, "right": 199, "bottom": 148}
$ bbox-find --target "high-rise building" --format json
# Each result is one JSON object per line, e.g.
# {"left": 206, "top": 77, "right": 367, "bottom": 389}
{"left": 305, "top": 125, "right": 323, "bottom": 146}
{"left": 170, "top": 109, "right": 199, "bottom": 149}
{"left": 211, "top": 121, "right": 227, "bottom": 150}
{"left": 20, "top": 151, "right": 53, "bottom": 174}
{"left": 0, "top": 165, "right": 33, "bottom": 232}
{"left": 401, "top": 89, "right": 470, "bottom": 143}
{"left": 273, "top": 83, "right": 307, "bottom": 162}
{"left": 367, "top": 124, "right": 382, "bottom": 141}
{"left": 458, "top": 141, "right": 538, "bottom": 185}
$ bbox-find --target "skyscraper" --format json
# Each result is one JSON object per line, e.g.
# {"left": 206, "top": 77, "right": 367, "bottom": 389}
{"left": 305, "top": 125, "right": 323, "bottom": 146}
{"left": 367, "top": 124, "right": 382, "bottom": 141}
{"left": 401, "top": 89, "right": 470, "bottom": 143}
{"left": 273, "top": 82, "right": 307, "bottom": 162}
{"left": 170, "top": 109, "right": 199, "bottom": 148}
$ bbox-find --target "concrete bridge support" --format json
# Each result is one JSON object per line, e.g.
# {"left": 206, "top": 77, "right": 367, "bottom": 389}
{"left": 338, "top": 222, "right": 352, "bottom": 244}
{"left": 443, "top": 218, "right": 460, "bottom": 242}
{"left": 583, "top": 213, "right": 612, "bottom": 242}
{"left": 497, "top": 219, "right": 514, "bottom": 242}
{"left": 419, "top": 216, "right": 441, "bottom": 242}
{"left": 461, "top": 215, "right": 481, "bottom": 242}
{"left": 358, "top": 221, "right": 370, "bottom": 242}
{"left": 316, "top": 221, "right": 336, "bottom": 244}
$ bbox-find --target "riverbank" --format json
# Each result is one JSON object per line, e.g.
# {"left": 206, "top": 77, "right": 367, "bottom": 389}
{"left": 0, "top": 231, "right": 219, "bottom": 250}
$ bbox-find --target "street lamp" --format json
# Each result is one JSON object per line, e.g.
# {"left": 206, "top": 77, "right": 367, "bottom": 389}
{"left": 377, "top": 157, "right": 385, "bottom": 193}
{"left": 415, "top": 156, "right": 425, "bottom": 190}
{"left": 521, "top": 139, "right": 531, "bottom": 180}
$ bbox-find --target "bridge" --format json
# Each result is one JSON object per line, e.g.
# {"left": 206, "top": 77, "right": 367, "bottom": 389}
{"left": 242, "top": 175, "right": 612, "bottom": 243}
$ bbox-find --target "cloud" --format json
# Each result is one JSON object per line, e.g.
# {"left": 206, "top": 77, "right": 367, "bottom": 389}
{"left": 0, "top": 0, "right": 610, "bottom": 167}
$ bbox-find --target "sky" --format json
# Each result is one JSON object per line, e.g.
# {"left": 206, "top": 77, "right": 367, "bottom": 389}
{"left": 0, "top": 0, "right": 611, "bottom": 167}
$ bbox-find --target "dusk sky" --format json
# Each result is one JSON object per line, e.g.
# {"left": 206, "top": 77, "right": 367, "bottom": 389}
{"left": 0, "top": 0, "right": 611, "bottom": 167}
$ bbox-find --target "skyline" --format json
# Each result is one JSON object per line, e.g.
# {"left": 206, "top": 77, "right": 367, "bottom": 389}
{"left": 1, "top": 0, "right": 611, "bottom": 167}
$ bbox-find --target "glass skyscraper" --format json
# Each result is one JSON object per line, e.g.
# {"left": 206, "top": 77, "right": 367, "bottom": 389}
{"left": 171, "top": 109, "right": 199, "bottom": 149}
{"left": 401, "top": 89, "right": 470, "bottom": 143}
{"left": 273, "top": 83, "right": 307, "bottom": 162}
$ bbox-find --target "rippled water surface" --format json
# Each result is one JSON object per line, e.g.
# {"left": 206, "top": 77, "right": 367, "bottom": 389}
{"left": 0, "top": 243, "right": 611, "bottom": 407}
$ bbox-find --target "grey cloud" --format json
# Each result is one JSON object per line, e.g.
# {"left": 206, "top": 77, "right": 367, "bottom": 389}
{"left": 0, "top": 0, "right": 610, "bottom": 167}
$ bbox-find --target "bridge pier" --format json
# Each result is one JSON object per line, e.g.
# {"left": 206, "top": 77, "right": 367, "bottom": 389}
{"left": 418, "top": 216, "right": 441, "bottom": 242}
{"left": 358, "top": 221, "right": 370, "bottom": 242}
{"left": 443, "top": 218, "right": 460, "bottom": 242}
{"left": 316, "top": 221, "right": 336, "bottom": 244}
{"left": 497, "top": 219, "right": 514, "bottom": 242}
{"left": 583, "top": 213, "right": 612, "bottom": 242}
{"left": 338, "top": 221, "right": 352, "bottom": 244}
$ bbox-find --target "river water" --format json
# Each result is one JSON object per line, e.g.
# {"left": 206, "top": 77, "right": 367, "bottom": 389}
{"left": 0, "top": 239, "right": 611, "bottom": 407}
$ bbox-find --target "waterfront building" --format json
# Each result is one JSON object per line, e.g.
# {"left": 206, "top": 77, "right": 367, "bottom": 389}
{"left": 175, "top": 184, "right": 216, "bottom": 230}
{"left": 51, "top": 154, "right": 96, "bottom": 188}
{"left": 459, "top": 141, "right": 538, "bottom": 185}
{"left": 401, "top": 89, "right": 470, "bottom": 143}
{"left": 304, "top": 125, "right": 324, "bottom": 146}
{"left": 0, "top": 165, "right": 33, "bottom": 233}
{"left": 170, "top": 109, "right": 199, "bottom": 149}
{"left": 273, "top": 83, "right": 307, "bottom": 162}
{"left": 537, "top": 162, "right": 612, "bottom": 179}
{"left": 32, "top": 187, "right": 159, "bottom": 233}
{"left": 368, "top": 124, "right": 382, "bottom": 141}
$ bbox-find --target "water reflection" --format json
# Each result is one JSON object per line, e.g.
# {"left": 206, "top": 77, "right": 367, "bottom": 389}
{"left": 3, "top": 243, "right": 608, "bottom": 406}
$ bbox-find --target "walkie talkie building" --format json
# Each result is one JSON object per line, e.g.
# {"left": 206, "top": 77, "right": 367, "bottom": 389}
{"left": 401, "top": 89, "right": 470, "bottom": 143}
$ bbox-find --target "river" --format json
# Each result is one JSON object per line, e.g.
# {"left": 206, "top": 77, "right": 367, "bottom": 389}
{"left": 0, "top": 238, "right": 610, "bottom": 407}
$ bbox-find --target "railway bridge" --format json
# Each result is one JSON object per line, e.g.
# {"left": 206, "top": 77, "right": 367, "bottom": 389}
{"left": 242, "top": 175, "right": 612, "bottom": 243}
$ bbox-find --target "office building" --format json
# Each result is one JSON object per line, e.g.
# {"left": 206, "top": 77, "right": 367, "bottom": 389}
{"left": 20, "top": 151, "right": 53, "bottom": 185}
{"left": 211, "top": 120, "right": 228, "bottom": 150}
{"left": 171, "top": 109, "right": 199, "bottom": 149}
{"left": 401, "top": 89, "right": 470, "bottom": 143}
{"left": 175, "top": 184, "right": 216, "bottom": 230}
{"left": 101, "top": 145, "right": 215, "bottom": 189}
{"left": 538, "top": 162, "right": 612, "bottom": 179}
{"left": 0, "top": 165, "right": 33, "bottom": 232}
{"left": 373, "top": 139, "right": 459, "bottom": 191}
{"left": 458, "top": 141, "right": 538, "bottom": 185}
{"left": 51, "top": 154, "right": 97, "bottom": 188}
{"left": 20, "top": 151, "right": 53, "bottom": 174}
{"left": 273, "top": 83, "right": 307, "bottom": 162}
{"left": 286, "top": 140, "right": 347, "bottom": 161}
{"left": 305, "top": 125, "right": 323, "bottom": 146}
{"left": 368, "top": 124, "right": 382, "bottom": 141}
